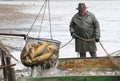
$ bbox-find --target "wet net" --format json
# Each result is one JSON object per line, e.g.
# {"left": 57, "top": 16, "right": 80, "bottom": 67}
{"left": 20, "top": 37, "right": 61, "bottom": 69}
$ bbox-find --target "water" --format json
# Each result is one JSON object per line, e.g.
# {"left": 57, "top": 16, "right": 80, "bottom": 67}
{"left": 11, "top": 0, "right": 120, "bottom": 58}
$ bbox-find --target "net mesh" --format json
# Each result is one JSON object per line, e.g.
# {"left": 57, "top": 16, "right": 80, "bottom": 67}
{"left": 20, "top": 37, "right": 61, "bottom": 69}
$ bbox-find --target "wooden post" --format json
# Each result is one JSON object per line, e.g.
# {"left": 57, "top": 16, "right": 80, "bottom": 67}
{"left": 8, "top": 68, "right": 16, "bottom": 81}
{"left": 6, "top": 57, "right": 16, "bottom": 81}
{"left": 0, "top": 49, "right": 9, "bottom": 81}
{"left": 0, "top": 48, "right": 16, "bottom": 81}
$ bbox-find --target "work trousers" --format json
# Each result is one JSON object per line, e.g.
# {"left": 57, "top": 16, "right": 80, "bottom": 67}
{"left": 78, "top": 51, "right": 97, "bottom": 58}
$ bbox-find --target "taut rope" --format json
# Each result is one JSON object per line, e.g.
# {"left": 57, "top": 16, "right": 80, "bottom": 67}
{"left": 99, "top": 42, "right": 120, "bottom": 68}
{"left": 60, "top": 38, "right": 73, "bottom": 49}
{"left": 60, "top": 34, "right": 95, "bottom": 49}
{"left": 70, "top": 35, "right": 120, "bottom": 68}
{"left": 75, "top": 35, "right": 95, "bottom": 41}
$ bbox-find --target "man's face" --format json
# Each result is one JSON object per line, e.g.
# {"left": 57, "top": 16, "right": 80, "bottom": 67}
{"left": 79, "top": 9, "right": 86, "bottom": 16}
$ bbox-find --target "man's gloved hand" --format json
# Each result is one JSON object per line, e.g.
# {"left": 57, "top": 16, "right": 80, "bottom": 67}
{"left": 71, "top": 33, "right": 76, "bottom": 39}
{"left": 95, "top": 38, "right": 100, "bottom": 42}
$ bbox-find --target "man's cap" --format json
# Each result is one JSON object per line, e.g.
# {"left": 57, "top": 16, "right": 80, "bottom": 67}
{"left": 76, "top": 3, "right": 87, "bottom": 10}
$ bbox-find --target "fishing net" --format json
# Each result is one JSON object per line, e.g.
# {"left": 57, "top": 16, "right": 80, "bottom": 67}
{"left": 20, "top": 37, "right": 61, "bottom": 69}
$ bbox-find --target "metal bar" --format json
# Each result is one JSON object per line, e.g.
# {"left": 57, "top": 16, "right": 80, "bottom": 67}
{"left": 0, "top": 33, "right": 26, "bottom": 37}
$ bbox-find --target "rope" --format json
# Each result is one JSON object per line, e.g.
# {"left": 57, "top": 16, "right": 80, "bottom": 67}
{"left": 4, "top": 45, "right": 21, "bottom": 51}
{"left": 70, "top": 35, "right": 120, "bottom": 63}
{"left": 74, "top": 35, "right": 120, "bottom": 67}
{"left": 48, "top": 0, "right": 53, "bottom": 39}
{"left": 116, "top": 51, "right": 120, "bottom": 56}
{"left": 38, "top": 0, "right": 47, "bottom": 38}
{"left": 74, "top": 35, "right": 95, "bottom": 57}
{"left": 38, "top": 0, "right": 53, "bottom": 39}
{"left": 59, "top": 35, "right": 95, "bottom": 49}
{"left": 0, "top": 42, "right": 21, "bottom": 63}
{"left": 26, "top": 0, "right": 47, "bottom": 36}
{"left": 26, "top": 0, "right": 53, "bottom": 39}
{"left": 75, "top": 35, "right": 95, "bottom": 41}
{"left": 60, "top": 38, "right": 73, "bottom": 49}
{"left": 24, "top": 0, "right": 48, "bottom": 46}
{"left": 99, "top": 41, "right": 120, "bottom": 68}
{"left": 110, "top": 50, "right": 120, "bottom": 56}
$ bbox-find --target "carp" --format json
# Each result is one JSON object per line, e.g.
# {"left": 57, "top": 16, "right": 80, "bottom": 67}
{"left": 21, "top": 45, "right": 33, "bottom": 66}
{"left": 29, "top": 41, "right": 51, "bottom": 61}
{"left": 32, "top": 50, "right": 53, "bottom": 64}
{"left": 21, "top": 39, "right": 59, "bottom": 69}
{"left": 48, "top": 44, "right": 58, "bottom": 54}
{"left": 22, "top": 45, "right": 32, "bottom": 58}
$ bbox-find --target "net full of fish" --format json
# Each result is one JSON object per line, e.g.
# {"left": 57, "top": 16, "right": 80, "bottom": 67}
{"left": 20, "top": 38, "right": 60, "bottom": 69}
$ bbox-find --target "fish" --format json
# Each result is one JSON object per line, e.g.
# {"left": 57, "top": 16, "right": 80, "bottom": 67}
{"left": 21, "top": 39, "right": 59, "bottom": 69}
{"left": 50, "top": 54, "right": 58, "bottom": 60}
{"left": 33, "top": 40, "right": 51, "bottom": 57}
{"left": 21, "top": 45, "right": 33, "bottom": 66}
{"left": 48, "top": 44, "right": 58, "bottom": 54}
{"left": 32, "top": 50, "right": 53, "bottom": 64}
{"left": 22, "top": 45, "right": 32, "bottom": 58}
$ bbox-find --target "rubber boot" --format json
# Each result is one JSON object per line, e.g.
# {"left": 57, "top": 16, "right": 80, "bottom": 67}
{"left": 89, "top": 51, "right": 97, "bottom": 57}
{"left": 79, "top": 52, "right": 86, "bottom": 58}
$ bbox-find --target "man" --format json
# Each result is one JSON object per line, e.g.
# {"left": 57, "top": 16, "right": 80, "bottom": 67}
{"left": 69, "top": 3, "right": 100, "bottom": 58}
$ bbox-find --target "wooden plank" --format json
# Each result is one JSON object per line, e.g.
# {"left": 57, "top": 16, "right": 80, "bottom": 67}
{"left": 0, "top": 64, "right": 16, "bottom": 69}
{"left": 57, "top": 56, "right": 120, "bottom": 70}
